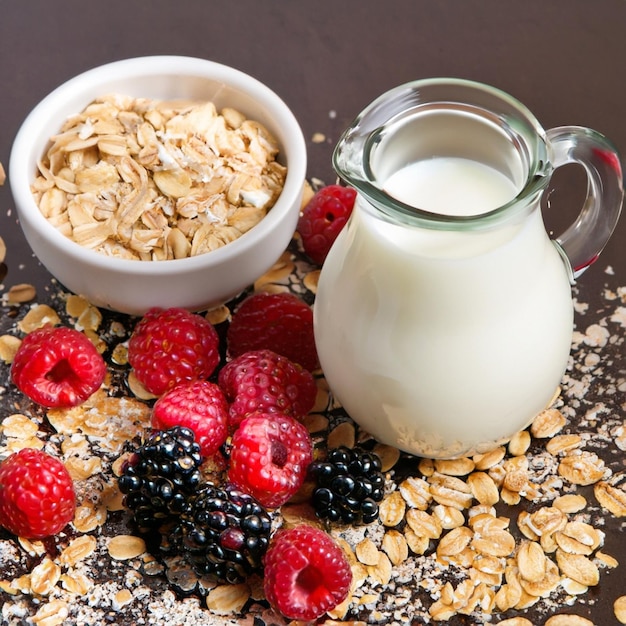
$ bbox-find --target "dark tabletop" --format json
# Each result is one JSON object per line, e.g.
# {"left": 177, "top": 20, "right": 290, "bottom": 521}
{"left": 1, "top": 2, "right": 625, "bottom": 625}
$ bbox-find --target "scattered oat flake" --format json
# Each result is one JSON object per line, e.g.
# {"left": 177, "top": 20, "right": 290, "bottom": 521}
{"left": 614, "top": 596, "right": 626, "bottom": 624}
{"left": 107, "top": 535, "right": 146, "bottom": 560}
{"left": 0, "top": 161, "right": 5, "bottom": 185}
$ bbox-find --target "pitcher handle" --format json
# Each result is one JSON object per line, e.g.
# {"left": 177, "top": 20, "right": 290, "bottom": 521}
{"left": 546, "top": 126, "right": 623, "bottom": 280}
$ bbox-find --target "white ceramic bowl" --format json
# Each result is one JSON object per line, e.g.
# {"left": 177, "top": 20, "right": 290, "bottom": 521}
{"left": 9, "top": 56, "right": 306, "bottom": 315}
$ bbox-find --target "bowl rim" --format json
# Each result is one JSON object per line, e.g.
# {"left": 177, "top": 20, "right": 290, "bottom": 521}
{"left": 9, "top": 55, "right": 306, "bottom": 276}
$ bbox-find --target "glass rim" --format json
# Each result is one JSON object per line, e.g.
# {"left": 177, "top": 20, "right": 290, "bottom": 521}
{"left": 333, "top": 77, "right": 553, "bottom": 230}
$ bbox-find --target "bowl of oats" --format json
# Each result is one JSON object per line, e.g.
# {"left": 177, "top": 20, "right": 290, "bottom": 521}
{"left": 9, "top": 55, "right": 306, "bottom": 315}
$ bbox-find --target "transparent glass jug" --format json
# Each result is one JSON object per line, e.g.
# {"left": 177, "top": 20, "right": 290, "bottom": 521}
{"left": 314, "top": 79, "right": 623, "bottom": 459}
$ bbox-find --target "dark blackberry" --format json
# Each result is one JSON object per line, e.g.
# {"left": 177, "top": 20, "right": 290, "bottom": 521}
{"left": 162, "top": 482, "right": 272, "bottom": 584}
{"left": 118, "top": 427, "right": 203, "bottom": 532}
{"left": 309, "top": 446, "right": 385, "bottom": 525}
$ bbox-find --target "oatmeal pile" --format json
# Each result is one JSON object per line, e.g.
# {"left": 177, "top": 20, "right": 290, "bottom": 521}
{"left": 1, "top": 188, "right": 626, "bottom": 625}
{"left": 31, "top": 95, "right": 287, "bottom": 260}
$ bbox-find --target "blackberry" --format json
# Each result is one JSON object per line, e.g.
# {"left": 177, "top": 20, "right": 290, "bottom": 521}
{"left": 309, "top": 446, "right": 385, "bottom": 525}
{"left": 163, "top": 482, "right": 272, "bottom": 584}
{"left": 118, "top": 427, "right": 203, "bottom": 532}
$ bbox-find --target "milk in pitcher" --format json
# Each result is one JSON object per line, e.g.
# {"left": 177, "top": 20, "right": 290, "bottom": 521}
{"left": 315, "top": 78, "right": 622, "bottom": 459}
{"left": 315, "top": 156, "right": 574, "bottom": 457}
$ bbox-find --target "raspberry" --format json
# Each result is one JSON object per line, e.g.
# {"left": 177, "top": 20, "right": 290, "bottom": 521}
{"left": 227, "top": 412, "right": 313, "bottom": 508}
{"left": 263, "top": 524, "right": 352, "bottom": 621}
{"left": 218, "top": 349, "right": 317, "bottom": 429}
{"left": 227, "top": 292, "right": 319, "bottom": 371}
{"left": 128, "top": 307, "right": 220, "bottom": 396}
{"left": 0, "top": 448, "right": 76, "bottom": 539}
{"left": 152, "top": 380, "right": 229, "bottom": 457}
{"left": 297, "top": 184, "right": 357, "bottom": 265}
{"left": 10, "top": 325, "right": 106, "bottom": 408}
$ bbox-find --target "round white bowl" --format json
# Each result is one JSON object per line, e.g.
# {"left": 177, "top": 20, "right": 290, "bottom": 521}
{"left": 10, "top": 56, "right": 306, "bottom": 315}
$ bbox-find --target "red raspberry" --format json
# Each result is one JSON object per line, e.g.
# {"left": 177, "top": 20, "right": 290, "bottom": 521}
{"left": 11, "top": 326, "right": 106, "bottom": 408}
{"left": 218, "top": 349, "right": 317, "bottom": 429}
{"left": 227, "top": 412, "right": 313, "bottom": 508}
{"left": 263, "top": 524, "right": 352, "bottom": 621}
{"left": 128, "top": 307, "right": 220, "bottom": 396}
{"left": 151, "top": 380, "right": 229, "bottom": 457}
{"left": 297, "top": 184, "right": 357, "bottom": 265}
{"left": 227, "top": 292, "right": 319, "bottom": 371}
{"left": 0, "top": 448, "right": 76, "bottom": 539}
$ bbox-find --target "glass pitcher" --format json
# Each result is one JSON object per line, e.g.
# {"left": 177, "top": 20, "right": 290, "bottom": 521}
{"left": 314, "top": 78, "right": 623, "bottom": 459}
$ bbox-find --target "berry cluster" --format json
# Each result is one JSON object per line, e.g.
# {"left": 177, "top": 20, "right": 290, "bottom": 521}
{"left": 309, "top": 446, "right": 385, "bottom": 525}
{"left": 118, "top": 427, "right": 203, "bottom": 531}
{"left": 163, "top": 482, "right": 272, "bottom": 584}
{"left": 7, "top": 269, "right": 365, "bottom": 622}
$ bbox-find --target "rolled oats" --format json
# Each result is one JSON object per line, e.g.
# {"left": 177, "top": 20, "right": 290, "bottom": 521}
{"left": 17, "top": 304, "right": 61, "bottom": 332}
{"left": 378, "top": 490, "right": 406, "bottom": 527}
{"left": 59, "top": 535, "right": 97, "bottom": 566}
{"left": 367, "top": 551, "right": 393, "bottom": 586}
{"left": 372, "top": 443, "right": 400, "bottom": 472}
{"left": 327, "top": 420, "right": 356, "bottom": 449}
{"left": 355, "top": 538, "right": 380, "bottom": 566}
{"left": 508, "top": 430, "right": 531, "bottom": 456}
{"left": 518, "top": 557, "right": 560, "bottom": 598}
{"left": 405, "top": 508, "right": 443, "bottom": 540}
{"left": 553, "top": 493, "right": 587, "bottom": 513}
{"left": 5, "top": 283, "right": 36, "bottom": 305}
{"left": 303, "top": 268, "right": 321, "bottom": 293}
{"left": 546, "top": 433, "right": 583, "bottom": 455}
{"left": 436, "top": 525, "right": 473, "bottom": 558}
{"left": 32, "top": 95, "right": 287, "bottom": 261}
{"left": 60, "top": 572, "right": 93, "bottom": 595}
{"left": 531, "top": 408, "right": 567, "bottom": 438}
{"left": 404, "top": 527, "right": 430, "bottom": 555}
{"left": 516, "top": 540, "right": 548, "bottom": 583}
{"left": 30, "top": 600, "right": 70, "bottom": 626}
{"left": 432, "top": 503, "right": 466, "bottom": 529}
{"left": 428, "top": 472, "right": 473, "bottom": 510}
{"left": 0, "top": 334, "right": 21, "bottom": 363}
{"left": 467, "top": 471, "right": 500, "bottom": 505}
{"left": 381, "top": 529, "right": 408, "bottom": 565}
{"left": 204, "top": 304, "right": 231, "bottom": 326}
{"left": 594, "top": 479, "right": 626, "bottom": 516}
{"left": 558, "top": 450, "right": 605, "bottom": 486}
{"left": 434, "top": 457, "right": 475, "bottom": 476}
{"left": 544, "top": 615, "right": 595, "bottom": 626}
{"left": 555, "top": 549, "right": 600, "bottom": 587}
{"left": 472, "top": 527, "right": 516, "bottom": 558}
{"left": 595, "top": 550, "right": 618, "bottom": 568}
{"left": 28, "top": 557, "right": 61, "bottom": 596}
{"left": 614, "top": 595, "right": 626, "bottom": 624}
{"left": 65, "top": 294, "right": 102, "bottom": 331}
{"left": 554, "top": 521, "right": 603, "bottom": 556}
{"left": 206, "top": 583, "right": 250, "bottom": 615}
{"left": 108, "top": 535, "right": 147, "bottom": 560}
{"left": 398, "top": 476, "right": 432, "bottom": 510}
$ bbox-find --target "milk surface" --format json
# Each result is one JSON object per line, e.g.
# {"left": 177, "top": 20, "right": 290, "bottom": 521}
{"left": 314, "top": 158, "right": 574, "bottom": 458}
{"left": 383, "top": 157, "right": 518, "bottom": 215}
